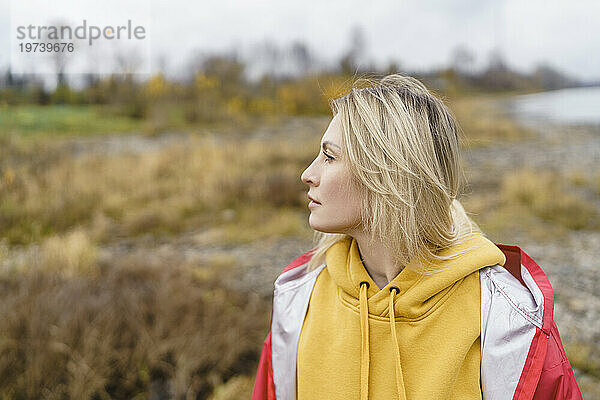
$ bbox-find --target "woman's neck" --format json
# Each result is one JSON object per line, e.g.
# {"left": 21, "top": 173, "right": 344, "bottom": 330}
{"left": 353, "top": 234, "right": 404, "bottom": 290}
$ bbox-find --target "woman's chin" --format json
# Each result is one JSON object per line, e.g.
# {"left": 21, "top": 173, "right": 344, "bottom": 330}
{"left": 308, "top": 217, "right": 336, "bottom": 234}
{"left": 308, "top": 215, "right": 325, "bottom": 232}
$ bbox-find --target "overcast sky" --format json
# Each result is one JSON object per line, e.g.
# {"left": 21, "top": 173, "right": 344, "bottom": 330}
{"left": 1, "top": 0, "right": 599, "bottom": 83}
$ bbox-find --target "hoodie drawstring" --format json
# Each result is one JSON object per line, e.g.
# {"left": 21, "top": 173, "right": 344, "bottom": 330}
{"left": 359, "top": 281, "right": 407, "bottom": 400}
{"left": 359, "top": 281, "right": 370, "bottom": 400}
{"left": 388, "top": 286, "right": 407, "bottom": 400}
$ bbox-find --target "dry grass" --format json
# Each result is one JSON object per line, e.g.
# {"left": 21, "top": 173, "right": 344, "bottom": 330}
{"left": 449, "top": 95, "right": 535, "bottom": 147}
{"left": 500, "top": 168, "right": 600, "bottom": 231}
{"left": 1, "top": 98, "right": 597, "bottom": 398}
{"left": 0, "top": 253, "right": 270, "bottom": 399}
{"left": 0, "top": 133, "right": 315, "bottom": 246}
{"left": 208, "top": 375, "right": 256, "bottom": 400}
{"left": 563, "top": 342, "right": 600, "bottom": 399}
{"left": 39, "top": 228, "right": 99, "bottom": 278}
{"left": 0, "top": 94, "right": 542, "bottom": 247}
{"left": 461, "top": 166, "right": 600, "bottom": 243}
{"left": 566, "top": 169, "right": 589, "bottom": 187}
{"left": 565, "top": 343, "right": 600, "bottom": 378}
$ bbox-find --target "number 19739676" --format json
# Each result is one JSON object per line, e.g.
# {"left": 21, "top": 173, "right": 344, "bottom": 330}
{"left": 19, "top": 42, "right": 74, "bottom": 52}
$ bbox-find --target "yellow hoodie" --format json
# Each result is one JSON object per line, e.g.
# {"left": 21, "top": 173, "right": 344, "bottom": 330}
{"left": 296, "top": 233, "right": 506, "bottom": 400}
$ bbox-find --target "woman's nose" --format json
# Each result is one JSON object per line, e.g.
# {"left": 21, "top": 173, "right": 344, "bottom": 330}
{"left": 301, "top": 163, "right": 319, "bottom": 186}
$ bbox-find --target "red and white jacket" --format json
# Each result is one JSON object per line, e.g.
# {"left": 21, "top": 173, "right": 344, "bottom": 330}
{"left": 251, "top": 243, "right": 584, "bottom": 400}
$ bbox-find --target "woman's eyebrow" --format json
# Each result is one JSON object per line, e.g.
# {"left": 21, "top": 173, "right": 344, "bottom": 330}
{"left": 322, "top": 141, "right": 341, "bottom": 152}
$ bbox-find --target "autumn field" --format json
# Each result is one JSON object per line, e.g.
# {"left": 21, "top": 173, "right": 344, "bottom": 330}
{"left": 1, "top": 80, "right": 599, "bottom": 398}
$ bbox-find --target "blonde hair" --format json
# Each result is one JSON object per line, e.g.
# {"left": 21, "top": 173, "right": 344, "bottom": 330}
{"left": 305, "top": 73, "right": 484, "bottom": 275}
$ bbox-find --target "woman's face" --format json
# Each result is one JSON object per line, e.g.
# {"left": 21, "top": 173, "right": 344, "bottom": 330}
{"left": 300, "top": 114, "right": 363, "bottom": 234}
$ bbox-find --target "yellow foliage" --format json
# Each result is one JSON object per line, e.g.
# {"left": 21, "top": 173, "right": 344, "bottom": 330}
{"left": 3, "top": 167, "right": 15, "bottom": 186}
{"left": 248, "top": 97, "right": 277, "bottom": 115}
{"left": 226, "top": 96, "right": 245, "bottom": 115}
{"left": 194, "top": 73, "right": 220, "bottom": 91}
{"left": 277, "top": 85, "right": 298, "bottom": 114}
{"left": 145, "top": 73, "right": 167, "bottom": 99}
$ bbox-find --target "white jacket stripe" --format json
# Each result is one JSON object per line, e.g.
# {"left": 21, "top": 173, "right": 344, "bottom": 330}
{"left": 271, "top": 263, "right": 327, "bottom": 400}
{"left": 480, "top": 264, "right": 545, "bottom": 400}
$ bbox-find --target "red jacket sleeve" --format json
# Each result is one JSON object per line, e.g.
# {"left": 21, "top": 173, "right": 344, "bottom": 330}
{"left": 532, "top": 320, "right": 583, "bottom": 399}
{"left": 252, "top": 311, "right": 276, "bottom": 400}
{"left": 252, "top": 252, "right": 314, "bottom": 399}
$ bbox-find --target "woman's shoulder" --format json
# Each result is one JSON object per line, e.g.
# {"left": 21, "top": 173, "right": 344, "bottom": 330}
{"left": 273, "top": 249, "right": 326, "bottom": 295}
{"left": 279, "top": 248, "right": 316, "bottom": 275}
{"left": 482, "top": 243, "right": 554, "bottom": 330}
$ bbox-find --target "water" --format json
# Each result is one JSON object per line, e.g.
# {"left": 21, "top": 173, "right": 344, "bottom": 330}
{"left": 508, "top": 86, "right": 600, "bottom": 125}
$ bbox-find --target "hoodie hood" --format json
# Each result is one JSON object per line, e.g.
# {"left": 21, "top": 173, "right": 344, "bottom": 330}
{"left": 325, "top": 232, "right": 507, "bottom": 320}
{"left": 320, "top": 233, "right": 507, "bottom": 400}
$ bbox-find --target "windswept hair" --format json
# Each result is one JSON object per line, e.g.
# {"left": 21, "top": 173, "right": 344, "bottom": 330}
{"left": 305, "top": 73, "right": 484, "bottom": 275}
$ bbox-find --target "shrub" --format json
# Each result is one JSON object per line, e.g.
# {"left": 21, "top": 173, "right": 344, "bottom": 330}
{"left": 0, "top": 255, "right": 270, "bottom": 399}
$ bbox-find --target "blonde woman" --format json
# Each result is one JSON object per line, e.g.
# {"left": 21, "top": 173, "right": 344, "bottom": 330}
{"left": 252, "top": 74, "right": 582, "bottom": 400}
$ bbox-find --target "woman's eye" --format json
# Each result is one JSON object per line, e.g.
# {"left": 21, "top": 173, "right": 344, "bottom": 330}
{"left": 322, "top": 151, "right": 334, "bottom": 162}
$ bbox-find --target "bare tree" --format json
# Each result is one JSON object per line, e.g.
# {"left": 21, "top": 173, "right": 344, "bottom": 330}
{"left": 339, "top": 25, "right": 367, "bottom": 75}
{"left": 114, "top": 46, "right": 144, "bottom": 75}
{"left": 450, "top": 44, "right": 475, "bottom": 76}
{"left": 486, "top": 47, "right": 508, "bottom": 72}
{"left": 248, "top": 38, "right": 283, "bottom": 79}
{"left": 290, "top": 40, "right": 313, "bottom": 76}
{"left": 45, "top": 18, "right": 74, "bottom": 87}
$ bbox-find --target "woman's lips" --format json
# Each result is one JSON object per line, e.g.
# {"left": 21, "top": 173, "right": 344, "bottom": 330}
{"left": 308, "top": 200, "right": 321, "bottom": 208}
